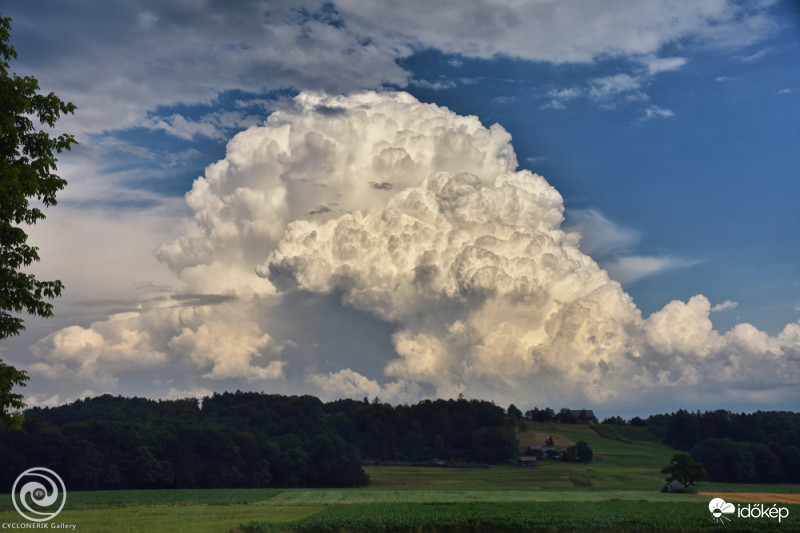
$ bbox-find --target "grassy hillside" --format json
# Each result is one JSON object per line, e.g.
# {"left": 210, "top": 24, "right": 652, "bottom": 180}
{"left": 590, "top": 423, "right": 659, "bottom": 442}
{"left": 362, "top": 422, "right": 679, "bottom": 492}
{"left": 517, "top": 430, "right": 575, "bottom": 448}
{"left": 520, "top": 422, "right": 675, "bottom": 464}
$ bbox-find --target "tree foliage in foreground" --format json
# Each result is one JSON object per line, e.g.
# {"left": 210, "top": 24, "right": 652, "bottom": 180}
{"left": 0, "top": 359, "right": 28, "bottom": 428}
{"left": 0, "top": 14, "right": 75, "bottom": 339}
{"left": 0, "top": 14, "right": 76, "bottom": 426}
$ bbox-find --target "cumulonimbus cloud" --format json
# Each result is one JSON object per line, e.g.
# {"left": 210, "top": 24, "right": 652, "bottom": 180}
{"left": 31, "top": 91, "right": 800, "bottom": 408}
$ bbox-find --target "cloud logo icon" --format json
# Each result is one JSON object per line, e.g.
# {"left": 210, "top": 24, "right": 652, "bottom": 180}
{"left": 709, "top": 498, "right": 735, "bottom": 524}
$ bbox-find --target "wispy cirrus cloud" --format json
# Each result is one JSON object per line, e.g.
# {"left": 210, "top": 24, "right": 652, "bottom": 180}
{"left": 604, "top": 256, "right": 700, "bottom": 284}
{"left": 712, "top": 300, "right": 739, "bottom": 312}
{"left": 565, "top": 209, "right": 694, "bottom": 283}
{"left": 589, "top": 73, "right": 644, "bottom": 101}
{"left": 541, "top": 61, "right": 685, "bottom": 113}
{"left": 644, "top": 55, "right": 689, "bottom": 75}
{"left": 642, "top": 105, "right": 675, "bottom": 120}
{"left": 541, "top": 87, "right": 582, "bottom": 110}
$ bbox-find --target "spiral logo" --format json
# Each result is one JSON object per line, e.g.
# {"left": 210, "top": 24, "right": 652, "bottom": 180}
{"left": 12, "top": 467, "right": 67, "bottom": 522}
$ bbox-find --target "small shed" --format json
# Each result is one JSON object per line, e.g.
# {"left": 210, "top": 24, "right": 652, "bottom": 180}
{"left": 518, "top": 456, "right": 537, "bottom": 467}
{"left": 667, "top": 480, "right": 685, "bottom": 493}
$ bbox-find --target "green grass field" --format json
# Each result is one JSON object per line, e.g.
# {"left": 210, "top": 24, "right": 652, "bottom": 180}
{"left": 2, "top": 424, "right": 798, "bottom": 532}
{"left": 6, "top": 484, "right": 797, "bottom": 533}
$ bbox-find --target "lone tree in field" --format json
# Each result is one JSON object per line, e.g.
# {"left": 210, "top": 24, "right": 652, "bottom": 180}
{"left": 561, "top": 440, "right": 593, "bottom": 463}
{"left": 661, "top": 453, "right": 706, "bottom": 487}
{"left": 0, "top": 15, "right": 76, "bottom": 427}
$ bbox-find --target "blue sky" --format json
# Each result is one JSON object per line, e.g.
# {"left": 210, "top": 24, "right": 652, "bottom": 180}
{"left": 406, "top": 46, "right": 800, "bottom": 335}
{"left": 2, "top": 0, "right": 798, "bottom": 417}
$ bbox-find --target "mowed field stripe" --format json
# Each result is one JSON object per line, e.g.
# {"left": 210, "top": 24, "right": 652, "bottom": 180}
{"left": 265, "top": 488, "right": 705, "bottom": 505}
{"left": 700, "top": 492, "right": 800, "bottom": 504}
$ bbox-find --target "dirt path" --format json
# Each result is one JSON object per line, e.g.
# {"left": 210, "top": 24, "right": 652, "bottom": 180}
{"left": 517, "top": 431, "right": 575, "bottom": 448}
{"left": 699, "top": 492, "right": 800, "bottom": 504}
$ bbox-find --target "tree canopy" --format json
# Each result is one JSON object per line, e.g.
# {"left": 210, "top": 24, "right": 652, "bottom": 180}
{"left": 0, "top": 14, "right": 76, "bottom": 426}
{"left": 661, "top": 452, "right": 706, "bottom": 487}
{"left": 1, "top": 393, "right": 522, "bottom": 490}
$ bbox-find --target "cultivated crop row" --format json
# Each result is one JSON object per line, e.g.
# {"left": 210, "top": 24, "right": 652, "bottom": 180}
{"left": 242, "top": 501, "right": 798, "bottom": 532}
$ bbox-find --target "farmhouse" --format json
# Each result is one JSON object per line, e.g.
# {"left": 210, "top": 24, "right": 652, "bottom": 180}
{"left": 525, "top": 445, "right": 565, "bottom": 459}
{"left": 518, "top": 456, "right": 537, "bottom": 467}
{"left": 527, "top": 445, "right": 557, "bottom": 454}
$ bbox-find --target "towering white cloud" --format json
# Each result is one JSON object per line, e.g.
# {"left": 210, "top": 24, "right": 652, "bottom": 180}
{"left": 30, "top": 91, "right": 800, "bottom": 407}
{"left": 265, "top": 165, "right": 641, "bottom": 401}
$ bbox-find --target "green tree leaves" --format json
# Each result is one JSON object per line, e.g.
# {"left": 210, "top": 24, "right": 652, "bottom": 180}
{"left": 561, "top": 440, "right": 593, "bottom": 463}
{"left": 0, "top": 359, "right": 28, "bottom": 427}
{"left": 0, "top": 14, "right": 75, "bottom": 425}
{"left": 1, "top": 15, "right": 75, "bottom": 340}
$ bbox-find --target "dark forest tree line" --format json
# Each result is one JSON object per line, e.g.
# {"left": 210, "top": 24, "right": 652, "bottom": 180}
{"left": 1, "top": 394, "right": 369, "bottom": 491}
{"left": 0, "top": 393, "right": 520, "bottom": 491}
{"left": 649, "top": 409, "right": 800, "bottom": 483}
{"left": 522, "top": 405, "right": 800, "bottom": 483}
{"left": 324, "top": 396, "right": 518, "bottom": 464}
{"left": 5, "top": 395, "right": 800, "bottom": 491}
{"left": 594, "top": 408, "right": 800, "bottom": 483}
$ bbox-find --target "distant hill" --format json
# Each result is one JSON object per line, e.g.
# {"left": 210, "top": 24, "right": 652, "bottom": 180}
{"left": 519, "top": 421, "right": 675, "bottom": 468}
{"left": 3, "top": 394, "right": 799, "bottom": 491}
{"left": 590, "top": 423, "right": 659, "bottom": 443}
{"left": 522, "top": 408, "right": 800, "bottom": 483}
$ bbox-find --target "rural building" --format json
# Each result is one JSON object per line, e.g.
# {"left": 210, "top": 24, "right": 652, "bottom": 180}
{"left": 667, "top": 480, "right": 685, "bottom": 492}
{"left": 525, "top": 445, "right": 566, "bottom": 459}
{"left": 527, "top": 445, "right": 557, "bottom": 454}
{"left": 518, "top": 456, "right": 537, "bottom": 467}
